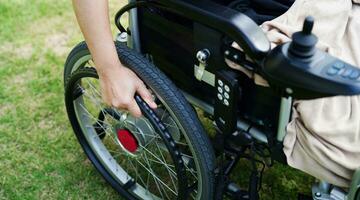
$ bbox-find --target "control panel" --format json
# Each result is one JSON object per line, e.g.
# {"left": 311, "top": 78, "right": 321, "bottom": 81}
{"left": 214, "top": 70, "right": 240, "bottom": 134}
{"left": 262, "top": 16, "right": 360, "bottom": 99}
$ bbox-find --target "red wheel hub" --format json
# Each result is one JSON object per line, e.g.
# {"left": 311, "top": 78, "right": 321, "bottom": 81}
{"left": 117, "top": 129, "right": 138, "bottom": 153}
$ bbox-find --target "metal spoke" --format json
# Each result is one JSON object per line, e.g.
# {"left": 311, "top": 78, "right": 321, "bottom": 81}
{"left": 130, "top": 129, "right": 161, "bottom": 140}
{"left": 139, "top": 144, "right": 177, "bottom": 176}
{"left": 153, "top": 141, "right": 178, "bottom": 193}
{"left": 137, "top": 156, "right": 166, "bottom": 199}
{"left": 84, "top": 79, "right": 102, "bottom": 98}
{"left": 80, "top": 104, "right": 119, "bottom": 146}
{"left": 128, "top": 159, "right": 147, "bottom": 189}
{"left": 138, "top": 152, "right": 176, "bottom": 198}
{"left": 181, "top": 153, "right": 198, "bottom": 179}
{"left": 162, "top": 122, "right": 178, "bottom": 129}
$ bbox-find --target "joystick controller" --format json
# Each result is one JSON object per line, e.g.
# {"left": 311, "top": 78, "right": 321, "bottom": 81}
{"left": 288, "top": 16, "right": 318, "bottom": 59}
{"left": 262, "top": 16, "right": 360, "bottom": 99}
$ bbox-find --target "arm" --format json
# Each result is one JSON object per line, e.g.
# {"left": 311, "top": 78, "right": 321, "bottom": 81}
{"left": 72, "top": 0, "right": 156, "bottom": 117}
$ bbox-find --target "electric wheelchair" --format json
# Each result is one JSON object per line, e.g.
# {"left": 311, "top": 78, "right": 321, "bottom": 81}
{"left": 63, "top": 0, "right": 360, "bottom": 199}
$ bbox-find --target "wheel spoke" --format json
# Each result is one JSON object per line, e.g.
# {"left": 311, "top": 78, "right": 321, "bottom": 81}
{"left": 138, "top": 152, "right": 177, "bottom": 197}
{"left": 139, "top": 144, "right": 177, "bottom": 176}
{"left": 128, "top": 159, "right": 147, "bottom": 188}
{"left": 153, "top": 141, "right": 178, "bottom": 193}
{"left": 79, "top": 104, "right": 119, "bottom": 146}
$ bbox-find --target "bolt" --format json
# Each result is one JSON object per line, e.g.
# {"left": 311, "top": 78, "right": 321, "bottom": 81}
{"left": 120, "top": 112, "right": 128, "bottom": 122}
{"left": 224, "top": 50, "right": 230, "bottom": 56}
{"left": 315, "top": 192, "right": 321, "bottom": 197}
{"left": 233, "top": 54, "right": 239, "bottom": 60}
{"left": 286, "top": 88, "right": 293, "bottom": 94}
{"left": 196, "top": 49, "right": 210, "bottom": 63}
{"left": 117, "top": 32, "right": 128, "bottom": 42}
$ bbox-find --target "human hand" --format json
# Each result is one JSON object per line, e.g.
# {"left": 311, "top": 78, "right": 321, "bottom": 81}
{"left": 98, "top": 65, "right": 157, "bottom": 117}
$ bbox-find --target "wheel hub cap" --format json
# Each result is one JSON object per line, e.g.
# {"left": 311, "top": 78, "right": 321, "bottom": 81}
{"left": 117, "top": 129, "right": 138, "bottom": 153}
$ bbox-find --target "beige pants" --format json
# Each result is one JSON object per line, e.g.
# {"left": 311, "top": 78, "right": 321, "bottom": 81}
{"left": 228, "top": 0, "right": 360, "bottom": 187}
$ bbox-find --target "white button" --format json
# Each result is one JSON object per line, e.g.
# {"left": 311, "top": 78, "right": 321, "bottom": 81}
{"left": 218, "top": 80, "right": 223, "bottom": 86}
{"left": 224, "top": 92, "right": 229, "bottom": 99}
{"left": 217, "top": 94, "right": 223, "bottom": 100}
{"left": 217, "top": 87, "right": 223, "bottom": 93}
{"left": 224, "top": 99, "right": 229, "bottom": 106}
{"left": 224, "top": 85, "right": 230, "bottom": 92}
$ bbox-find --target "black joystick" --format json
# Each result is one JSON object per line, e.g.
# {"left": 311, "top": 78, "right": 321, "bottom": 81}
{"left": 263, "top": 16, "right": 360, "bottom": 99}
{"left": 289, "top": 16, "right": 318, "bottom": 59}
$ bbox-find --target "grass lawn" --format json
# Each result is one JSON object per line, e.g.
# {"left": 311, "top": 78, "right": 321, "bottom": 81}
{"left": 0, "top": 0, "right": 314, "bottom": 199}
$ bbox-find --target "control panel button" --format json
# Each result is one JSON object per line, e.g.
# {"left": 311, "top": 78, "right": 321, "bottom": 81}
{"left": 217, "top": 93, "right": 223, "bottom": 100}
{"left": 333, "top": 62, "right": 345, "bottom": 70}
{"left": 224, "top": 99, "right": 229, "bottom": 106}
{"left": 218, "top": 80, "right": 223, "bottom": 87}
{"left": 350, "top": 70, "right": 360, "bottom": 80}
{"left": 327, "top": 67, "right": 339, "bottom": 76}
{"left": 224, "top": 85, "right": 230, "bottom": 92}
{"left": 217, "top": 87, "right": 223, "bottom": 93}
{"left": 224, "top": 92, "right": 229, "bottom": 99}
{"left": 341, "top": 68, "right": 353, "bottom": 78}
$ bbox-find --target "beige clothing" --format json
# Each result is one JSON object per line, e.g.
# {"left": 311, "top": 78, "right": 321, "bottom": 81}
{"left": 260, "top": 0, "right": 360, "bottom": 187}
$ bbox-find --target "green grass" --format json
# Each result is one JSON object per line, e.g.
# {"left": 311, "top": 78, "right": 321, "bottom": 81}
{"left": 0, "top": 0, "right": 313, "bottom": 199}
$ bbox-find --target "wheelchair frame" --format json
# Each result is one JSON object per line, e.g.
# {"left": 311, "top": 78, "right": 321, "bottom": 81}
{"left": 117, "top": 0, "right": 360, "bottom": 199}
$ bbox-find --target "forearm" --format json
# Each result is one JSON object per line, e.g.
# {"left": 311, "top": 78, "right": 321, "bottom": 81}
{"left": 72, "top": 0, "right": 121, "bottom": 75}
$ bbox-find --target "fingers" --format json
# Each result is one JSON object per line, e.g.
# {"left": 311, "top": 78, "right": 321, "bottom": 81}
{"left": 98, "top": 67, "right": 157, "bottom": 118}
{"left": 136, "top": 81, "right": 157, "bottom": 109}
{"left": 128, "top": 82, "right": 157, "bottom": 117}
{"left": 127, "top": 99, "right": 142, "bottom": 118}
{"left": 111, "top": 94, "right": 143, "bottom": 118}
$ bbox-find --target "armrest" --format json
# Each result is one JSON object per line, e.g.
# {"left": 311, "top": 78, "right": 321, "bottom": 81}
{"left": 156, "top": 0, "right": 271, "bottom": 61}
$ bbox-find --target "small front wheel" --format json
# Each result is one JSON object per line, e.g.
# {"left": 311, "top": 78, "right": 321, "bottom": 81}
{"left": 64, "top": 42, "right": 216, "bottom": 200}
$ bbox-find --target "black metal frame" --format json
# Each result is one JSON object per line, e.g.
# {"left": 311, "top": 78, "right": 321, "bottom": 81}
{"left": 114, "top": 1, "right": 360, "bottom": 199}
{"left": 114, "top": 1, "right": 285, "bottom": 199}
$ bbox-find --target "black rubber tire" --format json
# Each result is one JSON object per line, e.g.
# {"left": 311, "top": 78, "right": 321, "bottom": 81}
{"left": 64, "top": 41, "right": 216, "bottom": 200}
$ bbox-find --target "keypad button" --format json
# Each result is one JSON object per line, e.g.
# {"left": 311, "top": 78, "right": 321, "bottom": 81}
{"left": 350, "top": 70, "right": 360, "bottom": 80}
{"left": 217, "top": 93, "right": 223, "bottom": 100}
{"left": 224, "top": 92, "right": 229, "bottom": 99}
{"left": 327, "top": 67, "right": 339, "bottom": 76}
{"left": 333, "top": 62, "right": 345, "bottom": 69}
{"left": 218, "top": 80, "right": 223, "bottom": 87}
{"left": 224, "top": 99, "right": 229, "bottom": 106}
{"left": 217, "top": 87, "right": 223, "bottom": 93}
{"left": 224, "top": 85, "right": 230, "bottom": 92}
{"left": 341, "top": 68, "right": 353, "bottom": 78}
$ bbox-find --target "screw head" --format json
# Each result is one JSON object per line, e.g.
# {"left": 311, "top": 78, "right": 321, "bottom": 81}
{"left": 196, "top": 49, "right": 210, "bottom": 63}
{"left": 286, "top": 88, "right": 293, "bottom": 94}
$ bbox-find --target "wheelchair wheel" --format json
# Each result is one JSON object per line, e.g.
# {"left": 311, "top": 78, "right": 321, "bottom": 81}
{"left": 64, "top": 41, "right": 216, "bottom": 200}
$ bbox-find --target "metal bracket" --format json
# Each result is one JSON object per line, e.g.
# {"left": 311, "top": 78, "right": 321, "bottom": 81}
{"left": 194, "top": 49, "right": 215, "bottom": 86}
{"left": 312, "top": 181, "right": 347, "bottom": 200}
